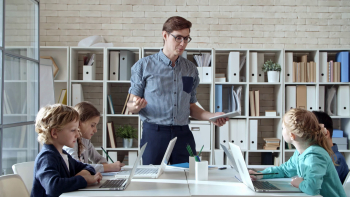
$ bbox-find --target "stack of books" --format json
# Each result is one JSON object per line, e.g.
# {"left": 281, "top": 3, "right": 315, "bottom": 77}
{"left": 292, "top": 54, "right": 316, "bottom": 82}
{"left": 263, "top": 138, "right": 280, "bottom": 150}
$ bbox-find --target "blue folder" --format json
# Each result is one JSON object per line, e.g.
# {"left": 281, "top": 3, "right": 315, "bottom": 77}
{"left": 332, "top": 129, "right": 344, "bottom": 138}
{"left": 336, "top": 51, "right": 349, "bottom": 82}
{"left": 215, "top": 85, "right": 223, "bottom": 112}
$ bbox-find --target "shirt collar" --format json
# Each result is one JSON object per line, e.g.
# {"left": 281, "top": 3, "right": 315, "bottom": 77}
{"left": 332, "top": 143, "right": 339, "bottom": 153}
{"left": 158, "top": 48, "right": 180, "bottom": 67}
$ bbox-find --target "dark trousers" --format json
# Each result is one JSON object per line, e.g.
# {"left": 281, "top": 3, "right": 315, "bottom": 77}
{"left": 140, "top": 122, "right": 197, "bottom": 165}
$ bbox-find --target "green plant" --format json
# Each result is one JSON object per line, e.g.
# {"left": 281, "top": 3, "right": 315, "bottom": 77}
{"left": 262, "top": 59, "right": 281, "bottom": 72}
{"left": 116, "top": 125, "right": 137, "bottom": 139}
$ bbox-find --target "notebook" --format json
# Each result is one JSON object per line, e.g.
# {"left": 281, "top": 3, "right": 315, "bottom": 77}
{"left": 115, "top": 137, "right": 177, "bottom": 179}
{"left": 79, "top": 143, "right": 147, "bottom": 191}
{"left": 228, "top": 142, "right": 302, "bottom": 193}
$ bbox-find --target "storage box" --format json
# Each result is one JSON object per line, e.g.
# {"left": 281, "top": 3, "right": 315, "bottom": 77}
{"left": 265, "top": 110, "right": 277, "bottom": 116}
{"left": 337, "top": 144, "right": 348, "bottom": 150}
{"left": 202, "top": 67, "right": 212, "bottom": 82}
{"left": 332, "top": 129, "right": 344, "bottom": 138}
{"left": 332, "top": 137, "right": 348, "bottom": 145}
{"left": 189, "top": 121, "right": 211, "bottom": 151}
{"left": 83, "top": 65, "right": 96, "bottom": 80}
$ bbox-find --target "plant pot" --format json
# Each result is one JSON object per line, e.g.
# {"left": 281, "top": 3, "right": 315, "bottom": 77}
{"left": 267, "top": 71, "right": 280, "bottom": 82}
{"left": 123, "top": 138, "right": 133, "bottom": 148}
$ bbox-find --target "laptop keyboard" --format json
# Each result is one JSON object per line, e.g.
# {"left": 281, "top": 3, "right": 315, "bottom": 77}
{"left": 135, "top": 168, "right": 158, "bottom": 175}
{"left": 99, "top": 179, "right": 126, "bottom": 188}
{"left": 253, "top": 181, "right": 280, "bottom": 190}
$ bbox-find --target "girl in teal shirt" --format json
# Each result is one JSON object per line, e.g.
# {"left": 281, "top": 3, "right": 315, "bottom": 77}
{"left": 250, "top": 108, "right": 346, "bottom": 197}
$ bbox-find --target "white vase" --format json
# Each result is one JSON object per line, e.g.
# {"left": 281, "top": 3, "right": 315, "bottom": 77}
{"left": 267, "top": 71, "right": 280, "bottom": 82}
{"left": 123, "top": 138, "right": 133, "bottom": 148}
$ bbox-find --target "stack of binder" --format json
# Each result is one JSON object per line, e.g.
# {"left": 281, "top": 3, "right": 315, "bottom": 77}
{"left": 249, "top": 90, "right": 259, "bottom": 116}
{"left": 215, "top": 85, "right": 242, "bottom": 114}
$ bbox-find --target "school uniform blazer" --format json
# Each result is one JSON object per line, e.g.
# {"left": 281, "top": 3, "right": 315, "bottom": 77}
{"left": 261, "top": 145, "right": 346, "bottom": 197}
{"left": 31, "top": 144, "right": 96, "bottom": 197}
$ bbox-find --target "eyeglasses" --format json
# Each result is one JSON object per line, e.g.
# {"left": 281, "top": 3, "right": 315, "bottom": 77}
{"left": 170, "top": 33, "right": 192, "bottom": 43}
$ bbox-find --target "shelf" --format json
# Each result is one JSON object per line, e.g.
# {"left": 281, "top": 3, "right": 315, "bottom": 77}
{"left": 338, "top": 150, "right": 350, "bottom": 153}
{"left": 71, "top": 80, "right": 103, "bottom": 83}
{"left": 3, "top": 148, "right": 29, "bottom": 151}
{"left": 247, "top": 150, "right": 281, "bottom": 153}
{"left": 248, "top": 116, "right": 281, "bottom": 119}
{"left": 284, "top": 82, "right": 316, "bottom": 85}
{"left": 215, "top": 82, "right": 247, "bottom": 85}
{"left": 3, "top": 114, "right": 33, "bottom": 117}
{"left": 4, "top": 80, "right": 27, "bottom": 83}
{"left": 199, "top": 82, "right": 212, "bottom": 85}
{"left": 230, "top": 116, "right": 247, "bottom": 119}
{"left": 284, "top": 150, "right": 296, "bottom": 152}
{"left": 105, "top": 148, "right": 139, "bottom": 151}
{"left": 319, "top": 82, "right": 350, "bottom": 85}
{"left": 107, "top": 80, "right": 131, "bottom": 84}
{"left": 330, "top": 116, "right": 350, "bottom": 119}
{"left": 54, "top": 80, "right": 67, "bottom": 83}
{"left": 249, "top": 82, "right": 281, "bottom": 85}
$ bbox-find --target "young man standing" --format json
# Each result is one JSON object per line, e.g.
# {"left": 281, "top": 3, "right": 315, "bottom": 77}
{"left": 127, "top": 16, "right": 228, "bottom": 165}
{"left": 313, "top": 111, "right": 349, "bottom": 184}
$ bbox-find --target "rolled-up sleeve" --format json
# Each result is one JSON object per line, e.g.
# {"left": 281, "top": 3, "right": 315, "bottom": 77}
{"left": 129, "top": 60, "right": 145, "bottom": 97}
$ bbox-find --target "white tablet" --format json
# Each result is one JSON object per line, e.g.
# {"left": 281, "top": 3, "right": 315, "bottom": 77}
{"left": 209, "top": 111, "right": 240, "bottom": 121}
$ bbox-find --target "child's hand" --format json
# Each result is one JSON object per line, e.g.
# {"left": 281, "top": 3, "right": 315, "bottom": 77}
{"left": 109, "top": 161, "right": 125, "bottom": 172}
{"left": 291, "top": 177, "right": 303, "bottom": 188}
{"left": 86, "top": 172, "right": 103, "bottom": 185}
{"left": 249, "top": 170, "right": 263, "bottom": 181}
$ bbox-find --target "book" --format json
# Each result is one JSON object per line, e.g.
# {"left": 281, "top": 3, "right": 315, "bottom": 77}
{"left": 121, "top": 93, "right": 130, "bottom": 114}
{"left": 58, "top": 89, "right": 67, "bottom": 105}
{"left": 107, "top": 122, "right": 117, "bottom": 148}
{"left": 263, "top": 146, "right": 280, "bottom": 150}
{"left": 108, "top": 95, "right": 115, "bottom": 114}
{"left": 254, "top": 90, "right": 259, "bottom": 116}
{"left": 249, "top": 91, "right": 255, "bottom": 116}
{"left": 263, "top": 138, "right": 280, "bottom": 144}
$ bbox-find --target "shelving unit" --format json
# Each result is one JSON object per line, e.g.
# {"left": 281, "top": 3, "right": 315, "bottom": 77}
{"left": 39, "top": 46, "right": 350, "bottom": 168}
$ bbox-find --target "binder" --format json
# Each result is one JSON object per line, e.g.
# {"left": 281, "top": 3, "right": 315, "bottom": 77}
{"left": 215, "top": 85, "right": 223, "bottom": 112}
{"left": 337, "top": 86, "right": 350, "bottom": 116}
{"left": 306, "top": 86, "right": 316, "bottom": 111}
{"left": 257, "top": 53, "right": 265, "bottom": 82}
{"left": 214, "top": 149, "right": 224, "bottom": 165}
{"left": 230, "top": 119, "right": 247, "bottom": 150}
{"left": 109, "top": 51, "right": 119, "bottom": 80}
{"left": 108, "top": 95, "right": 115, "bottom": 114}
{"left": 249, "top": 52, "right": 258, "bottom": 82}
{"left": 296, "top": 85, "right": 307, "bottom": 109}
{"left": 336, "top": 51, "right": 350, "bottom": 82}
{"left": 319, "top": 52, "right": 328, "bottom": 82}
{"left": 286, "top": 86, "right": 296, "bottom": 111}
{"left": 229, "top": 119, "right": 237, "bottom": 146}
{"left": 254, "top": 90, "right": 260, "bottom": 116}
{"left": 218, "top": 122, "right": 229, "bottom": 149}
{"left": 128, "top": 151, "right": 138, "bottom": 166}
{"left": 58, "top": 89, "right": 67, "bottom": 105}
{"left": 285, "top": 52, "right": 293, "bottom": 82}
{"left": 227, "top": 52, "right": 240, "bottom": 82}
{"left": 319, "top": 86, "right": 325, "bottom": 111}
{"left": 119, "top": 50, "right": 135, "bottom": 81}
{"left": 202, "top": 67, "right": 212, "bottom": 82}
{"left": 72, "top": 84, "right": 84, "bottom": 107}
{"left": 249, "top": 120, "right": 258, "bottom": 150}
{"left": 249, "top": 91, "right": 256, "bottom": 116}
{"left": 197, "top": 67, "right": 203, "bottom": 81}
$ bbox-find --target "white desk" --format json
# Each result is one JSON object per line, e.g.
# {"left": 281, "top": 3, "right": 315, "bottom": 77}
{"left": 60, "top": 169, "right": 190, "bottom": 197}
{"left": 185, "top": 168, "right": 320, "bottom": 197}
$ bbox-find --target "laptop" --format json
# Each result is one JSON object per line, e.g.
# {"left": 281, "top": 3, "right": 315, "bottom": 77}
{"left": 115, "top": 137, "right": 177, "bottom": 179}
{"left": 220, "top": 143, "right": 239, "bottom": 174}
{"left": 79, "top": 143, "right": 147, "bottom": 191}
{"left": 228, "top": 142, "right": 302, "bottom": 193}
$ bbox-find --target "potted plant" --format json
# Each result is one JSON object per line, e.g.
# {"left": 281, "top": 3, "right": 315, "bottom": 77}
{"left": 262, "top": 59, "right": 281, "bottom": 82}
{"left": 116, "top": 125, "right": 137, "bottom": 148}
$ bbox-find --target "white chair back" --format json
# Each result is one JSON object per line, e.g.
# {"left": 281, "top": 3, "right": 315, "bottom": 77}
{"left": 343, "top": 171, "right": 350, "bottom": 196}
{"left": 0, "top": 174, "right": 30, "bottom": 197}
{"left": 12, "top": 161, "right": 35, "bottom": 194}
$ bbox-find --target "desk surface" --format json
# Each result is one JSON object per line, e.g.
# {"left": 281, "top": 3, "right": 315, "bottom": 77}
{"left": 186, "top": 168, "right": 320, "bottom": 197}
{"left": 60, "top": 166, "right": 319, "bottom": 197}
{"left": 60, "top": 169, "right": 190, "bottom": 197}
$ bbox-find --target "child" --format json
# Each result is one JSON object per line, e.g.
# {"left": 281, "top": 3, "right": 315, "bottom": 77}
{"left": 312, "top": 111, "right": 349, "bottom": 184}
{"left": 32, "top": 104, "right": 102, "bottom": 197}
{"left": 63, "top": 101, "right": 124, "bottom": 172}
{"left": 249, "top": 108, "right": 346, "bottom": 197}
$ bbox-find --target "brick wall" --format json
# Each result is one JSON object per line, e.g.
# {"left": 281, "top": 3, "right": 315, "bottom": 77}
{"left": 39, "top": 0, "right": 350, "bottom": 48}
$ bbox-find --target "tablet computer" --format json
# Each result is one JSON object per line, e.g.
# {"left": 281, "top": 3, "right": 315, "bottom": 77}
{"left": 209, "top": 111, "right": 240, "bottom": 121}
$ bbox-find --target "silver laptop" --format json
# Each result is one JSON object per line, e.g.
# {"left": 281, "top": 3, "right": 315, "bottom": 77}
{"left": 115, "top": 137, "right": 177, "bottom": 179}
{"left": 220, "top": 143, "right": 239, "bottom": 174}
{"left": 79, "top": 143, "right": 147, "bottom": 191}
{"left": 228, "top": 142, "right": 302, "bottom": 193}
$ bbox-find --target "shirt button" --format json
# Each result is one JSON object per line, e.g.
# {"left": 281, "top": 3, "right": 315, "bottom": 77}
{"left": 174, "top": 117, "right": 176, "bottom": 119}
{"left": 174, "top": 92, "right": 176, "bottom": 94}
{"left": 174, "top": 79, "right": 176, "bottom": 81}
{"left": 174, "top": 104, "right": 176, "bottom": 106}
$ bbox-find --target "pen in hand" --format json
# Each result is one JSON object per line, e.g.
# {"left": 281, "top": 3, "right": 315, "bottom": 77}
{"left": 251, "top": 173, "right": 278, "bottom": 176}
{"left": 101, "top": 147, "right": 114, "bottom": 163}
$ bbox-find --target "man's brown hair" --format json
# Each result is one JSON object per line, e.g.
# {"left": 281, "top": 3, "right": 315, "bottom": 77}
{"left": 162, "top": 16, "right": 192, "bottom": 33}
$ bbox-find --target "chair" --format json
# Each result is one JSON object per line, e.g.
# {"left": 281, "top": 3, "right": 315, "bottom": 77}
{"left": 12, "top": 161, "right": 35, "bottom": 194}
{"left": 0, "top": 174, "right": 30, "bottom": 197}
{"left": 344, "top": 170, "right": 350, "bottom": 196}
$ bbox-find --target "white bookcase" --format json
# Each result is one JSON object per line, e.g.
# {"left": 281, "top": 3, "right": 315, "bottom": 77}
{"left": 39, "top": 46, "right": 350, "bottom": 168}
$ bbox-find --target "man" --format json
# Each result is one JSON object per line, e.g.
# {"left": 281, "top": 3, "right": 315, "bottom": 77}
{"left": 127, "top": 16, "right": 228, "bottom": 165}
{"left": 313, "top": 111, "right": 349, "bottom": 184}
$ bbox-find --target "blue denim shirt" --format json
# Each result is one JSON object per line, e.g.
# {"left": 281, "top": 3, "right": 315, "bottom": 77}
{"left": 129, "top": 49, "right": 199, "bottom": 125}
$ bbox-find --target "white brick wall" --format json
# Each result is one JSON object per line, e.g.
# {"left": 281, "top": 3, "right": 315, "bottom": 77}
{"left": 35, "top": 0, "right": 350, "bottom": 48}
